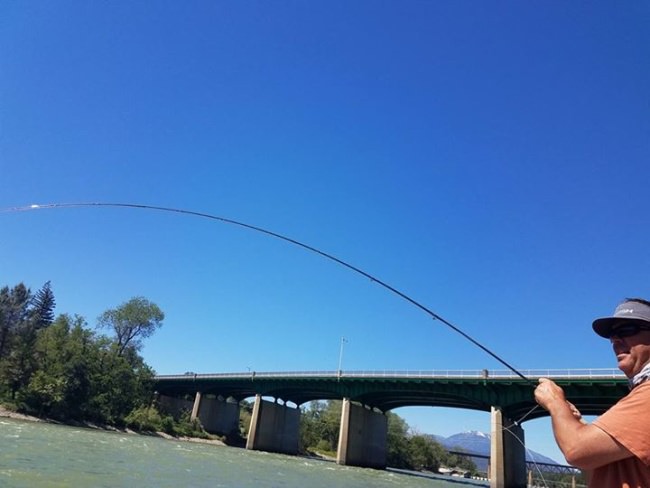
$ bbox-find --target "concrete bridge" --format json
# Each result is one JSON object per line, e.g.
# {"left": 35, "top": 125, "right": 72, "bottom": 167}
{"left": 153, "top": 369, "right": 627, "bottom": 488}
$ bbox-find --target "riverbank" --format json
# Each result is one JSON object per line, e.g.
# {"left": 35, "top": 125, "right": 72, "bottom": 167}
{"left": 0, "top": 405, "right": 44, "bottom": 422}
{"left": 0, "top": 404, "right": 346, "bottom": 466}
{"left": 0, "top": 404, "right": 226, "bottom": 447}
{"left": 1, "top": 405, "right": 490, "bottom": 486}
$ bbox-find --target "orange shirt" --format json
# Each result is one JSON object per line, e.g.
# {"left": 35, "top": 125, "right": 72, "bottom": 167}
{"left": 591, "top": 381, "right": 650, "bottom": 487}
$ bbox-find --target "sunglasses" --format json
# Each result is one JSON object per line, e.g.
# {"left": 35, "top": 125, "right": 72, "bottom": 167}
{"left": 607, "top": 322, "right": 650, "bottom": 339}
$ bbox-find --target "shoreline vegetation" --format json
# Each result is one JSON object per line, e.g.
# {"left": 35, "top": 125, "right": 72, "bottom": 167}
{"left": 0, "top": 403, "right": 340, "bottom": 460}
{"left": 0, "top": 283, "right": 475, "bottom": 473}
{"left": 0, "top": 404, "right": 227, "bottom": 447}
{"left": 0, "top": 404, "right": 341, "bottom": 464}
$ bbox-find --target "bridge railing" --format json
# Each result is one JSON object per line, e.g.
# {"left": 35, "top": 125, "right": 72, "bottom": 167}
{"left": 155, "top": 368, "right": 625, "bottom": 381}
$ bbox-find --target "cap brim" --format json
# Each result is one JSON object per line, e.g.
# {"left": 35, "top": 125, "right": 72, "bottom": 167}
{"left": 592, "top": 317, "right": 619, "bottom": 338}
{"left": 592, "top": 316, "right": 650, "bottom": 337}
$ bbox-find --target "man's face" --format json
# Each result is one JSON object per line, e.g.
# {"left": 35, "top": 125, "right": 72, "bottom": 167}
{"left": 610, "top": 324, "right": 650, "bottom": 377}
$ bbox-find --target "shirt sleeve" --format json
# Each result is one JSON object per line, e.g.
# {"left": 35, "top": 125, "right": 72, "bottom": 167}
{"left": 593, "top": 381, "right": 650, "bottom": 466}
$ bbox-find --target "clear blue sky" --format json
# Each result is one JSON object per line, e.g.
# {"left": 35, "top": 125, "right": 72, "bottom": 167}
{"left": 1, "top": 1, "right": 648, "bottom": 463}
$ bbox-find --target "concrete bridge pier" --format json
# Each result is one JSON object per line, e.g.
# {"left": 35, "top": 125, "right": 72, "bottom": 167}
{"left": 490, "top": 406, "right": 526, "bottom": 488}
{"left": 336, "top": 398, "right": 387, "bottom": 469}
{"left": 245, "top": 394, "right": 300, "bottom": 455}
{"left": 157, "top": 393, "right": 194, "bottom": 418}
{"left": 190, "top": 391, "right": 240, "bottom": 436}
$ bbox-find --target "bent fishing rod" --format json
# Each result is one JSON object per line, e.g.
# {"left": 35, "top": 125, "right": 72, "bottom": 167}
{"left": 1, "top": 201, "right": 533, "bottom": 384}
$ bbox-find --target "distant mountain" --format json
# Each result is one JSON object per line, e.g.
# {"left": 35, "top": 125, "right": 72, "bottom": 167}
{"left": 429, "top": 430, "right": 560, "bottom": 470}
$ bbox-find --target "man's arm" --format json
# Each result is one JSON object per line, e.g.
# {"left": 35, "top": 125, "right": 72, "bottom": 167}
{"left": 534, "top": 378, "right": 632, "bottom": 470}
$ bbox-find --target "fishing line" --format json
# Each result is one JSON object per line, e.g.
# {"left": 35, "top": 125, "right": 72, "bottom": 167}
{"left": 514, "top": 404, "right": 540, "bottom": 425}
{"left": 501, "top": 424, "right": 551, "bottom": 488}
{"left": 2, "top": 201, "right": 533, "bottom": 383}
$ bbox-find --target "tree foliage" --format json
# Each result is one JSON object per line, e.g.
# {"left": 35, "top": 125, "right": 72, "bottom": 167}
{"left": 0, "top": 283, "right": 32, "bottom": 359}
{"left": 0, "top": 282, "right": 57, "bottom": 397}
{"left": 0, "top": 284, "right": 163, "bottom": 428}
{"left": 97, "top": 296, "right": 164, "bottom": 356}
{"left": 299, "top": 400, "right": 342, "bottom": 454}
{"left": 30, "top": 281, "right": 56, "bottom": 329}
{"left": 386, "top": 411, "right": 411, "bottom": 468}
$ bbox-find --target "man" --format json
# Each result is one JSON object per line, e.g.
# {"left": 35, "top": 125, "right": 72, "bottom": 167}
{"left": 535, "top": 298, "right": 650, "bottom": 487}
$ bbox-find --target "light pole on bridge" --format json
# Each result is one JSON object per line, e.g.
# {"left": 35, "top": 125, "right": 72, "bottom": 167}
{"left": 337, "top": 336, "right": 347, "bottom": 378}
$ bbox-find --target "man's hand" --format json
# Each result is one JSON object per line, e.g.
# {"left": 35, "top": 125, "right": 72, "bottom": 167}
{"left": 535, "top": 378, "right": 587, "bottom": 422}
{"left": 533, "top": 378, "right": 632, "bottom": 469}
{"left": 534, "top": 377, "right": 567, "bottom": 412}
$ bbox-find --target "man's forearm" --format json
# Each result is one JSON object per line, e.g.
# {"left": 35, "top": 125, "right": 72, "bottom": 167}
{"left": 547, "top": 401, "right": 590, "bottom": 464}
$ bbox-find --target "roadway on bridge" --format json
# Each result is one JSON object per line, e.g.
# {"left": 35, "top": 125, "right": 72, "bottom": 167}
{"left": 154, "top": 369, "right": 627, "bottom": 421}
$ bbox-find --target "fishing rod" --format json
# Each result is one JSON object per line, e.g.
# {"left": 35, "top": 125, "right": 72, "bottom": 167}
{"left": 1, "top": 201, "right": 533, "bottom": 384}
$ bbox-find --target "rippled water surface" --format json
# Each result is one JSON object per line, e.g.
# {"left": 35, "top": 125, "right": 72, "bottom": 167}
{"left": 0, "top": 419, "right": 487, "bottom": 487}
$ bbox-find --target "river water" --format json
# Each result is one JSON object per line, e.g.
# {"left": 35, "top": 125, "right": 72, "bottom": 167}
{"left": 0, "top": 418, "right": 488, "bottom": 487}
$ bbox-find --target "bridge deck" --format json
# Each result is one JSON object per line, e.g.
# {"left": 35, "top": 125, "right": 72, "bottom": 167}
{"left": 154, "top": 369, "right": 627, "bottom": 421}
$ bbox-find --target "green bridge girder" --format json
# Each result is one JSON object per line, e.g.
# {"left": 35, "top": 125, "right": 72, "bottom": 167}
{"left": 153, "top": 371, "right": 628, "bottom": 422}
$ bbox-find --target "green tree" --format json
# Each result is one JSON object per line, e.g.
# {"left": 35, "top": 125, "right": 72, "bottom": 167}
{"left": 0, "top": 283, "right": 31, "bottom": 359}
{"left": 386, "top": 411, "right": 411, "bottom": 468}
{"left": 19, "top": 314, "right": 94, "bottom": 419}
{"left": 299, "top": 403, "right": 315, "bottom": 451}
{"left": 0, "top": 283, "right": 164, "bottom": 428}
{"left": 299, "top": 400, "right": 342, "bottom": 454}
{"left": 97, "top": 297, "right": 164, "bottom": 357}
{"left": 408, "top": 435, "right": 439, "bottom": 471}
{"left": 319, "top": 400, "right": 343, "bottom": 451}
{"left": 300, "top": 401, "right": 329, "bottom": 453}
{"left": 86, "top": 336, "right": 155, "bottom": 424}
{"left": 29, "top": 281, "right": 56, "bottom": 329}
{"left": 14, "top": 310, "right": 155, "bottom": 425}
{"left": 0, "top": 282, "right": 56, "bottom": 398}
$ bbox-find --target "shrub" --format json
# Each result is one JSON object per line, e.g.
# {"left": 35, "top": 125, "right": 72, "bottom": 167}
{"left": 125, "top": 405, "right": 163, "bottom": 432}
